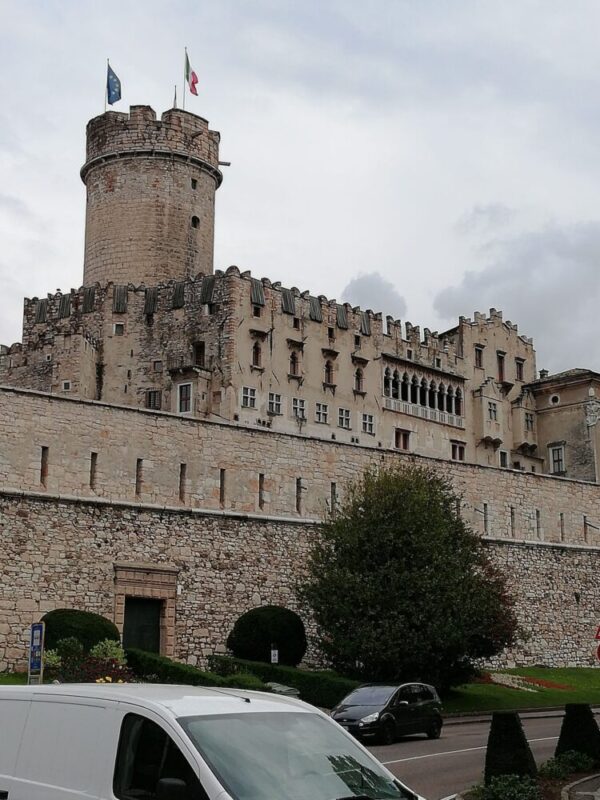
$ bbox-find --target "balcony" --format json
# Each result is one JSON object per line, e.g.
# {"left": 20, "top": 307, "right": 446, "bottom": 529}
{"left": 383, "top": 396, "right": 465, "bottom": 429}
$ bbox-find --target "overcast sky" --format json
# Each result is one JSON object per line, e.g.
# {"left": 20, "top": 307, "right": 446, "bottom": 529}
{"left": 1, "top": 1, "right": 600, "bottom": 373}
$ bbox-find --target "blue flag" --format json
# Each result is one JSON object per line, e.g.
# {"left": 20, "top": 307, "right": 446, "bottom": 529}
{"left": 107, "top": 64, "right": 121, "bottom": 106}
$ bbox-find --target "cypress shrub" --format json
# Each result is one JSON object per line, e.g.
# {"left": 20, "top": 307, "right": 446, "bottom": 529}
{"left": 555, "top": 704, "right": 600, "bottom": 764}
{"left": 226, "top": 606, "right": 307, "bottom": 666}
{"left": 42, "top": 608, "right": 119, "bottom": 652}
{"left": 484, "top": 711, "right": 537, "bottom": 785}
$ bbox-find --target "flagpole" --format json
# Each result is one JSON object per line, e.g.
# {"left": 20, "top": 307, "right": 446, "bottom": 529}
{"left": 183, "top": 48, "right": 187, "bottom": 111}
{"left": 105, "top": 58, "right": 108, "bottom": 113}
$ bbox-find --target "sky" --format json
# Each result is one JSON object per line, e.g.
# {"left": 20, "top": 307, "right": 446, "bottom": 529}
{"left": 1, "top": 1, "right": 600, "bottom": 373}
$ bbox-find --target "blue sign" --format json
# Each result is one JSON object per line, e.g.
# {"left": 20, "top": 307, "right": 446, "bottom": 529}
{"left": 28, "top": 622, "right": 45, "bottom": 685}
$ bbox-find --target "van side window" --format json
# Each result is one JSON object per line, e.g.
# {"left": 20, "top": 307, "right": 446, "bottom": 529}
{"left": 114, "top": 713, "right": 208, "bottom": 799}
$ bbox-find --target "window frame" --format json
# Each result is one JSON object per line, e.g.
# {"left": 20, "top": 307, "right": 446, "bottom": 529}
{"left": 338, "top": 408, "right": 351, "bottom": 429}
{"left": 361, "top": 413, "right": 375, "bottom": 435}
{"left": 292, "top": 397, "right": 306, "bottom": 420}
{"left": 550, "top": 444, "right": 565, "bottom": 474}
{"left": 178, "top": 383, "right": 192, "bottom": 414}
{"left": 268, "top": 392, "right": 282, "bottom": 415}
{"left": 145, "top": 389, "right": 162, "bottom": 410}
{"left": 488, "top": 401, "right": 498, "bottom": 421}
{"left": 451, "top": 441, "right": 466, "bottom": 462}
{"left": 315, "top": 402, "right": 329, "bottom": 424}
{"left": 241, "top": 386, "right": 256, "bottom": 409}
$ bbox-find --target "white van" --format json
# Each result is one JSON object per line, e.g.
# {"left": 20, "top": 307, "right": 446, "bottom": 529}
{"left": 0, "top": 683, "right": 425, "bottom": 799}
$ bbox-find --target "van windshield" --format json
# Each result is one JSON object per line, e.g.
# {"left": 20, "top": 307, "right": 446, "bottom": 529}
{"left": 178, "top": 711, "right": 412, "bottom": 800}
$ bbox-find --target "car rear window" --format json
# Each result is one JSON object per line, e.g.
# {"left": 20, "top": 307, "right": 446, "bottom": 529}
{"left": 343, "top": 686, "right": 396, "bottom": 705}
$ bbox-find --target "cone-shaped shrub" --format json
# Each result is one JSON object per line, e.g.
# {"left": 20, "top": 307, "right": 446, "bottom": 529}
{"left": 555, "top": 704, "right": 600, "bottom": 764}
{"left": 484, "top": 711, "right": 537, "bottom": 785}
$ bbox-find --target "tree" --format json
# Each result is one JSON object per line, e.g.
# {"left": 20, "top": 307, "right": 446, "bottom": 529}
{"left": 298, "top": 463, "right": 518, "bottom": 688}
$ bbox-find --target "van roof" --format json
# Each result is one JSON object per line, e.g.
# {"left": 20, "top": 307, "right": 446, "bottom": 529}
{"left": 0, "top": 683, "right": 314, "bottom": 719}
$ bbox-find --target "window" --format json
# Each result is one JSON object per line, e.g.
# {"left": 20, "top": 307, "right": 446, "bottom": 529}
{"left": 451, "top": 442, "right": 465, "bottom": 461}
{"left": 525, "top": 412, "right": 534, "bottom": 432}
{"left": 113, "top": 714, "right": 206, "bottom": 800}
{"left": 252, "top": 305, "right": 261, "bottom": 317}
{"left": 252, "top": 341, "right": 262, "bottom": 367}
{"left": 219, "top": 468, "right": 226, "bottom": 506}
{"left": 40, "top": 445, "right": 49, "bottom": 487}
{"left": 362, "top": 413, "right": 374, "bottom": 435}
{"left": 475, "top": 346, "right": 483, "bottom": 369}
{"left": 89, "top": 452, "right": 97, "bottom": 490}
{"left": 316, "top": 402, "right": 329, "bottom": 424}
{"left": 191, "top": 178, "right": 198, "bottom": 189}
{"left": 191, "top": 215, "right": 200, "bottom": 228}
{"left": 289, "top": 351, "right": 299, "bottom": 376}
{"left": 435, "top": 357, "right": 441, "bottom": 369}
{"left": 395, "top": 429, "right": 410, "bottom": 450}
{"left": 145, "top": 390, "right": 162, "bottom": 410}
{"left": 354, "top": 335, "right": 361, "bottom": 349}
{"left": 328, "top": 327, "right": 335, "bottom": 340}
{"left": 550, "top": 444, "right": 565, "bottom": 474}
{"left": 516, "top": 359, "right": 524, "bottom": 381}
{"left": 406, "top": 349, "right": 413, "bottom": 360}
{"left": 338, "top": 408, "right": 351, "bottom": 429}
{"left": 193, "top": 341, "right": 205, "bottom": 367}
{"left": 241, "top": 386, "right": 256, "bottom": 409}
{"left": 268, "top": 392, "right": 282, "bottom": 415}
{"left": 258, "top": 473, "right": 265, "bottom": 510}
{"left": 497, "top": 352, "right": 505, "bottom": 382}
{"left": 62, "top": 380, "right": 71, "bottom": 391}
{"left": 179, "top": 463, "right": 187, "bottom": 503}
{"left": 354, "top": 368, "right": 364, "bottom": 393}
{"left": 500, "top": 450, "right": 508, "bottom": 468}
{"left": 324, "top": 360, "right": 334, "bottom": 385}
{"left": 178, "top": 383, "right": 192, "bottom": 413}
{"left": 293, "top": 317, "right": 300, "bottom": 330}
{"left": 153, "top": 360, "right": 163, "bottom": 372}
{"left": 292, "top": 397, "right": 306, "bottom": 419}
{"left": 296, "top": 477, "right": 303, "bottom": 513}
{"left": 488, "top": 401, "right": 498, "bottom": 421}
{"left": 383, "top": 368, "right": 391, "bottom": 397}
{"left": 114, "top": 323, "right": 125, "bottom": 336}
{"left": 135, "top": 458, "right": 143, "bottom": 496}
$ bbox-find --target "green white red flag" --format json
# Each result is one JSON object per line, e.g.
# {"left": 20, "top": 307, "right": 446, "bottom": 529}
{"left": 185, "top": 50, "right": 198, "bottom": 96}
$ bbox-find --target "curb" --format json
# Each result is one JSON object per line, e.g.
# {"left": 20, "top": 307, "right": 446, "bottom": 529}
{"left": 443, "top": 706, "right": 600, "bottom": 726}
{"left": 561, "top": 772, "right": 600, "bottom": 800}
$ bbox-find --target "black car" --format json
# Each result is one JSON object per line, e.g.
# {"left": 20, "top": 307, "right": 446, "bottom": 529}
{"left": 331, "top": 682, "right": 443, "bottom": 745}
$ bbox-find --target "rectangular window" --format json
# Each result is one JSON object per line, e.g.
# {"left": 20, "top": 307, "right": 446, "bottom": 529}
{"left": 328, "top": 327, "right": 335, "bottom": 340}
{"left": 330, "top": 482, "right": 337, "bottom": 517}
{"left": 153, "top": 360, "right": 163, "bottom": 372}
{"left": 584, "top": 515, "right": 589, "bottom": 543}
{"left": 536, "top": 509, "right": 541, "bottom": 539}
{"left": 241, "top": 386, "right": 256, "bottom": 409}
{"left": 135, "top": 458, "right": 143, "bottom": 497}
{"left": 451, "top": 442, "right": 465, "bottom": 461}
{"left": 406, "top": 349, "right": 413, "bottom": 360}
{"left": 395, "top": 429, "right": 411, "bottom": 450}
{"left": 293, "top": 317, "right": 301, "bottom": 330}
{"left": 354, "top": 335, "right": 361, "bottom": 349}
{"left": 550, "top": 445, "right": 565, "bottom": 474}
{"left": 90, "top": 451, "right": 98, "bottom": 490}
{"left": 40, "top": 446, "right": 49, "bottom": 487}
{"left": 193, "top": 341, "right": 205, "bottom": 367}
{"left": 296, "top": 477, "right": 303, "bottom": 514}
{"left": 219, "top": 468, "right": 226, "bottom": 506}
{"left": 475, "top": 346, "right": 483, "bottom": 369}
{"left": 338, "top": 408, "right": 351, "bottom": 429}
{"left": 145, "top": 390, "right": 162, "bottom": 410}
{"left": 497, "top": 352, "right": 505, "bottom": 382}
{"left": 560, "top": 512, "right": 565, "bottom": 542}
{"left": 179, "top": 463, "right": 187, "bottom": 503}
{"left": 483, "top": 503, "right": 489, "bottom": 535}
{"left": 252, "top": 305, "right": 262, "bottom": 318}
{"left": 178, "top": 383, "right": 192, "bottom": 413}
{"left": 488, "top": 401, "right": 498, "bottom": 421}
{"left": 268, "top": 392, "right": 282, "bottom": 415}
{"left": 362, "top": 413, "right": 374, "bottom": 435}
{"left": 292, "top": 397, "right": 306, "bottom": 419}
{"left": 259, "top": 473, "right": 265, "bottom": 510}
{"left": 510, "top": 506, "right": 516, "bottom": 537}
{"left": 515, "top": 359, "right": 524, "bottom": 381}
{"left": 113, "top": 323, "right": 125, "bottom": 336}
{"left": 500, "top": 450, "right": 508, "bottom": 468}
{"left": 62, "top": 380, "right": 71, "bottom": 391}
{"left": 315, "top": 402, "right": 329, "bottom": 424}
{"left": 525, "top": 412, "right": 534, "bottom": 432}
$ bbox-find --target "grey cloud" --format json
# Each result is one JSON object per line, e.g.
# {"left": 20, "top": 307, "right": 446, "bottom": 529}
{"left": 0, "top": 193, "right": 33, "bottom": 219}
{"left": 455, "top": 203, "right": 515, "bottom": 236}
{"left": 434, "top": 221, "right": 600, "bottom": 373}
{"left": 341, "top": 272, "right": 407, "bottom": 319}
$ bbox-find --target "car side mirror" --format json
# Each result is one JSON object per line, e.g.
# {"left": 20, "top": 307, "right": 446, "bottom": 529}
{"left": 157, "top": 777, "right": 188, "bottom": 799}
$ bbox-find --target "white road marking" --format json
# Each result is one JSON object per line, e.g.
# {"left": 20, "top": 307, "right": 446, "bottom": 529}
{"left": 381, "top": 736, "right": 558, "bottom": 766}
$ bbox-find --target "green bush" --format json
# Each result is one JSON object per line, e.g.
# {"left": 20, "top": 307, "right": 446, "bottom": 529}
{"left": 226, "top": 606, "right": 307, "bottom": 667}
{"left": 209, "top": 654, "right": 360, "bottom": 708}
{"left": 89, "top": 639, "right": 126, "bottom": 665}
{"left": 55, "top": 637, "right": 84, "bottom": 662}
{"left": 125, "top": 649, "right": 267, "bottom": 692}
{"left": 484, "top": 711, "right": 537, "bottom": 785}
{"left": 555, "top": 704, "right": 600, "bottom": 764}
{"left": 471, "top": 775, "right": 541, "bottom": 800}
{"left": 42, "top": 609, "right": 119, "bottom": 652}
{"left": 539, "top": 749, "right": 594, "bottom": 780}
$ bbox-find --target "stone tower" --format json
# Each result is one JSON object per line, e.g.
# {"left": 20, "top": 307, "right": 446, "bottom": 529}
{"left": 81, "top": 105, "right": 222, "bottom": 287}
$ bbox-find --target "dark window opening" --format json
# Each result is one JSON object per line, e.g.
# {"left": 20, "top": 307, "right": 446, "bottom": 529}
{"left": 179, "top": 463, "right": 187, "bottom": 503}
{"left": 252, "top": 305, "right": 261, "bottom": 318}
{"left": 395, "top": 429, "right": 410, "bottom": 450}
{"left": 259, "top": 473, "right": 265, "bottom": 510}
{"left": 475, "top": 346, "right": 483, "bottom": 369}
{"left": 191, "top": 216, "right": 200, "bottom": 229}
{"left": 293, "top": 317, "right": 300, "bottom": 330}
{"left": 497, "top": 352, "right": 505, "bottom": 382}
{"left": 191, "top": 178, "right": 198, "bottom": 189}
{"left": 90, "top": 451, "right": 98, "bottom": 490}
{"left": 135, "top": 459, "right": 143, "bottom": 497}
{"left": 252, "top": 341, "right": 262, "bottom": 367}
{"left": 193, "top": 341, "right": 205, "bottom": 367}
{"left": 145, "top": 390, "right": 162, "bottom": 410}
{"left": 219, "top": 468, "right": 226, "bottom": 507}
{"left": 296, "top": 477, "right": 303, "bottom": 514}
{"left": 40, "top": 446, "right": 49, "bottom": 487}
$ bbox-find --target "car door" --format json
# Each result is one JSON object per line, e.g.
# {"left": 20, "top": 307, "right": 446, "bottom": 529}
{"left": 394, "top": 685, "right": 415, "bottom": 735}
{"left": 409, "top": 685, "right": 428, "bottom": 734}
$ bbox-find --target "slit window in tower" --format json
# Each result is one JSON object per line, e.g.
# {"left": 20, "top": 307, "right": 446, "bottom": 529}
{"left": 40, "top": 446, "right": 49, "bottom": 487}
{"left": 179, "top": 463, "right": 187, "bottom": 503}
{"left": 219, "top": 469, "right": 226, "bottom": 507}
{"left": 191, "top": 216, "right": 200, "bottom": 229}
{"left": 135, "top": 459, "right": 143, "bottom": 497}
{"left": 90, "top": 452, "right": 98, "bottom": 490}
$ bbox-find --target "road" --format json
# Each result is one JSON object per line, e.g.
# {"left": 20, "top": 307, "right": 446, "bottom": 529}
{"left": 366, "top": 714, "right": 562, "bottom": 800}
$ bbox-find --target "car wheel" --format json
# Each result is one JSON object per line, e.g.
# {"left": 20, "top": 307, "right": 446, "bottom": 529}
{"left": 378, "top": 720, "right": 396, "bottom": 746}
{"left": 426, "top": 718, "right": 442, "bottom": 740}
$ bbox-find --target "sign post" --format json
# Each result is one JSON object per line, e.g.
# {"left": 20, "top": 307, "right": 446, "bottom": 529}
{"left": 28, "top": 622, "right": 45, "bottom": 685}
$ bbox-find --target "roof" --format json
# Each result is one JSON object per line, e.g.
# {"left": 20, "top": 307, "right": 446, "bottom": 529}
{"left": 0, "top": 683, "right": 314, "bottom": 719}
{"left": 529, "top": 368, "right": 600, "bottom": 388}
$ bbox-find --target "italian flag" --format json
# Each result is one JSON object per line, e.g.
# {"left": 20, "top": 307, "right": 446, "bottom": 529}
{"left": 185, "top": 50, "right": 198, "bottom": 96}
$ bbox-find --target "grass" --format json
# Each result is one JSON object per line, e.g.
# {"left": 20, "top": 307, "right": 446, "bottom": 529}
{"left": 0, "top": 673, "right": 28, "bottom": 685}
{"left": 443, "top": 668, "right": 600, "bottom": 714}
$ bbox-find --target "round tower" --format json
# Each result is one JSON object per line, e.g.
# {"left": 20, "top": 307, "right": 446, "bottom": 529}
{"left": 81, "top": 105, "right": 222, "bottom": 287}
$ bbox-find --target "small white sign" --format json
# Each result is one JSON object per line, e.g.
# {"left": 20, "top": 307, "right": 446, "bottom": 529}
{"left": 270, "top": 648, "right": 279, "bottom": 664}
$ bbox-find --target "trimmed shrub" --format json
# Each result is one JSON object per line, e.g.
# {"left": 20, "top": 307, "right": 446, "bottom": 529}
{"left": 42, "top": 609, "right": 119, "bottom": 652}
{"left": 226, "top": 606, "right": 307, "bottom": 667}
{"left": 89, "top": 639, "right": 126, "bottom": 664}
{"left": 539, "top": 750, "right": 594, "bottom": 780}
{"left": 208, "top": 654, "right": 360, "bottom": 708}
{"left": 125, "top": 649, "right": 267, "bottom": 692}
{"left": 555, "top": 704, "right": 600, "bottom": 764}
{"left": 473, "top": 775, "right": 541, "bottom": 800}
{"left": 484, "top": 711, "right": 537, "bottom": 785}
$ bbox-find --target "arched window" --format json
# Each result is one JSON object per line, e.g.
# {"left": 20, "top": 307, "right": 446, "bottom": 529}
{"left": 455, "top": 388, "right": 462, "bottom": 417}
{"left": 401, "top": 372, "right": 409, "bottom": 402}
{"left": 446, "top": 386, "right": 454, "bottom": 413}
{"left": 252, "top": 341, "right": 261, "bottom": 368}
{"left": 325, "top": 360, "right": 334, "bottom": 385}
{"left": 392, "top": 369, "right": 400, "bottom": 399}
{"left": 437, "top": 383, "right": 446, "bottom": 411}
{"left": 354, "top": 368, "right": 364, "bottom": 392}
{"left": 428, "top": 380, "right": 437, "bottom": 409}
{"left": 383, "top": 368, "right": 391, "bottom": 397}
{"left": 289, "top": 351, "right": 299, "bottom": 376}
{"left": 191, "top": 215, "right": 200, "bottom": 229}
{"left": 410, "top": 375, "right": 419, "bottom": 404}
{"left": 420, "top": 378, "right": 428, "bottom": 406}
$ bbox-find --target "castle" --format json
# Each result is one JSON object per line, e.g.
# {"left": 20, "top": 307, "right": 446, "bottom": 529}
{"left": 0, "top": 105, "right": 599, "bottom": 671}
